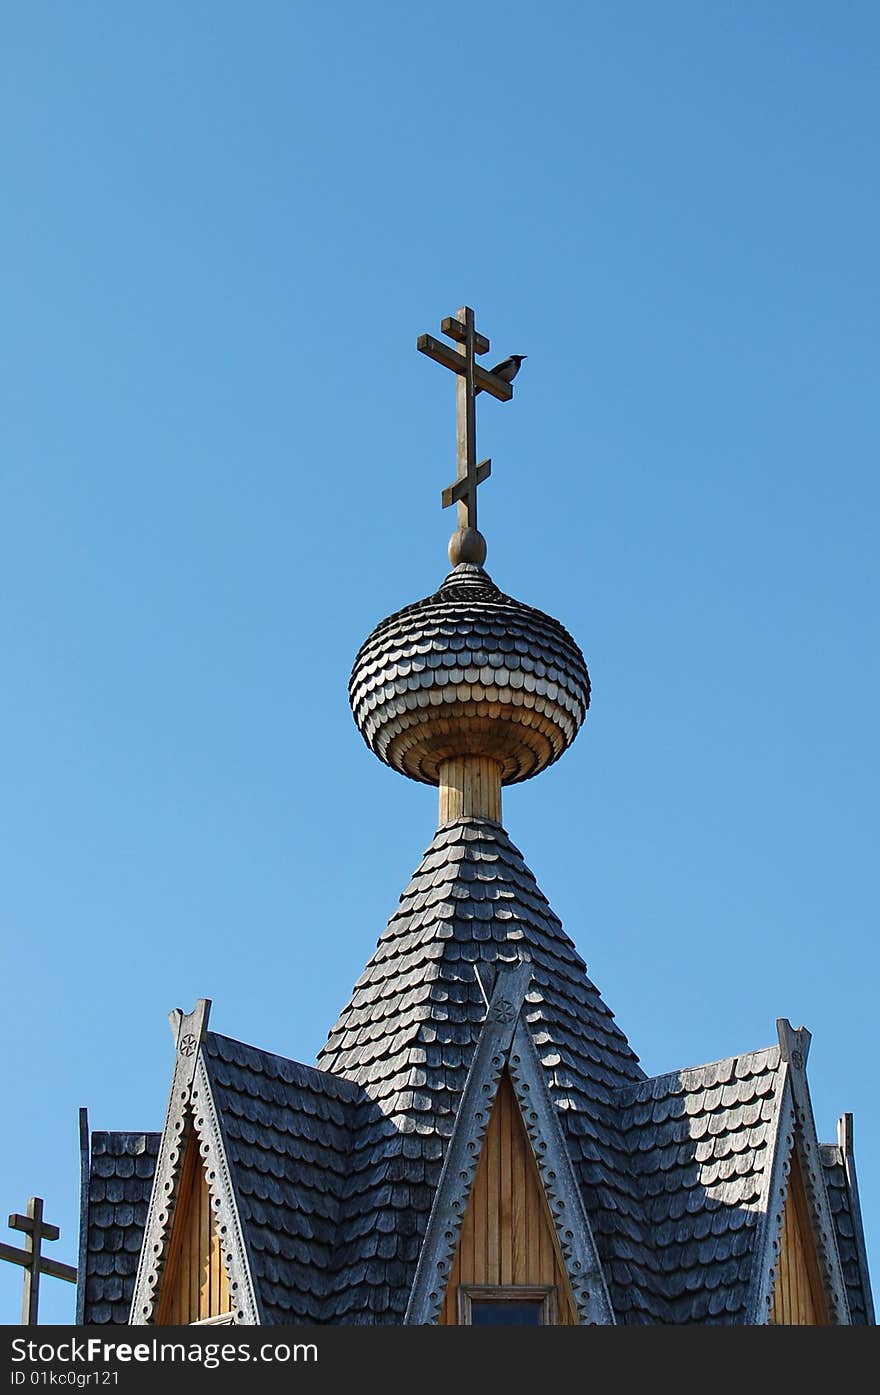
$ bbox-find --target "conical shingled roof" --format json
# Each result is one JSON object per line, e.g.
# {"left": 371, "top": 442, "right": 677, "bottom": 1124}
{"left": 317, "top": 815, "right": 649, "bottom": 1320}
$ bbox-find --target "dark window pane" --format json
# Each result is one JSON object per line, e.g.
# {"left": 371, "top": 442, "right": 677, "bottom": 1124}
{"left": 470, "top": 1301, "right": 542, "bottom": 1325}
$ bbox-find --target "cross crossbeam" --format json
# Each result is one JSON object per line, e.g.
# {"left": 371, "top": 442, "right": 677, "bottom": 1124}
{"left": 417, "top": 334, "right": 512, "bottom": 402}
{"left": 1, "top": 1197, "right": 77, "bottom": 1325}
{"left": 417, "top": 306, "right": 515, "bottom": 542}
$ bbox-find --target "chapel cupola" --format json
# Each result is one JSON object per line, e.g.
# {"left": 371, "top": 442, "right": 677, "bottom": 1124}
{"left": 349, "top": 306, "right": 590, "bottom": 825}
{"left": 75, "top": 305, "right": 873, "bottom": 1331}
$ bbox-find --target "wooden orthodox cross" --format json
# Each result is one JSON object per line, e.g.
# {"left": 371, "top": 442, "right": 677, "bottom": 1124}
{"left": 417, "top": 307, "right": 514, "bottom": 534}
{"left": 0, "top": 1197, "right": 77, "bottom": 1324}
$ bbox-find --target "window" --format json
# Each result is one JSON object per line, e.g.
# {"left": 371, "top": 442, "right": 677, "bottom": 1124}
{"left": 458, "top": 1285, "right": 557, "bottom": 1325}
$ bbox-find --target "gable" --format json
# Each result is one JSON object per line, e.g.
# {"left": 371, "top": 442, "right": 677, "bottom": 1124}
{"left": 440, "top": 1072, "right": 578, "bottom": 1324}
{"left": 771, "top": 1150, "right": 829, "bottom": 1325}
{"left": 129, "top": 1002, "right": 263, "bottom": 1326}
{"left": 116, "top": 1001, "right": 869, "bottom": 1326}
{"left": 154, "top": 1123, "right": 233, "bottom": 1325}
{"left": 406, "top": 964, "right": 613, "bottom": 1325}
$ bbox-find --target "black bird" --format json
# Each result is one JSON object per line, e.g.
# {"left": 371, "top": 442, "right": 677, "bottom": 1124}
{"left": 489, "top": 353, "right": 526, "bottom": 384}
{"left": 475, "top": 353, "right": 526, "bottom": 395}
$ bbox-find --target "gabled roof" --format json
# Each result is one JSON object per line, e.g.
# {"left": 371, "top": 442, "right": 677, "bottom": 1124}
{"left": 406, "top": 960, "right": 614, "bottom": 1324}
{"left": 128, "top": 1000, "right": 260, "bottom": 1325}
{"left": 201, "top": 1031, "right": 362, "bottom": 1324}
{"left": 612, "top": 1045, "right": 785, "bottom": 1323}
{"left": 127, "top": 1002, "right": 376, "bottom": 1325}
{"left": 77, "top": 1127, "right": 160, "bottom": 1325}
{"left": 81, "top": 828, "right": 872, "bottom": 1326}
{"left": 758, "top": 1021, "right": 852, "bottom": 1324}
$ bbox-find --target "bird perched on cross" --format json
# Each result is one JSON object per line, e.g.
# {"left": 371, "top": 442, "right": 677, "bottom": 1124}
{"left": 490, "top": 353, "right": 527, "bottom": 383}
{"left": 475, "top": 353, "right": 526, "bottom": 395}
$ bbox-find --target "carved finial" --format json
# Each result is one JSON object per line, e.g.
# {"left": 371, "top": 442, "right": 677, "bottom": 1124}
{"left": 167, "top": 998, "right": 212, "bottom": 1053}
{"left": 776, "top": 1018, "right": 812, "bottom": 1068}
{"left": 417, "top": 306, "right": 520, "bottom": 565}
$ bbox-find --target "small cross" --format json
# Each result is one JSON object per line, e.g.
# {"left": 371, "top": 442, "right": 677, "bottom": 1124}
{"left": 0, "top": 1197, "right": 77, "bottom": 1324}
{"left": 417, "top": 307, "right": 514, "bottom": 535}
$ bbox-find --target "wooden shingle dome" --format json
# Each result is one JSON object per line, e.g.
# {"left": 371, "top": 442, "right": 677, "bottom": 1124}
{"left": 349, "top": 561, "right": 590, "bottom": 791}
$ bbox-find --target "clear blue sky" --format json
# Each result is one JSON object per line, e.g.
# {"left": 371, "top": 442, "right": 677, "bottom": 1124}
{"left": 2, "top": 4, "right": 877, "bottom": 1324}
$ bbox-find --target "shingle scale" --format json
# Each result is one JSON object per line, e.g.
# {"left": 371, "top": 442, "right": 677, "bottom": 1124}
{"left": 81, "top": 1132, "right": 161, "bottom": 1325}
{"left": 608, "top": 1045, "right": 783, "bottom": 1322}
{"left": 821, "top": 1143, "right": 873, "bottom": 1324}
{"left": 317, "top": 815, "right": 646, "bottom": 1321}
{"left": 201, "top": 1033, "right": 363, "bottom": 1323}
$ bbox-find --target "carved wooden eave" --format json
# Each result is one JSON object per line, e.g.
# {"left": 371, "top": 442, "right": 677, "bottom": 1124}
{"left": 746, "top": 1019, "right": 852, "bottom": 1325}
{"left": 128, "top": 1000, "right": 262, "bottom": 1325}
{"left": 404, "top": 959, "right": 614, "bottom": 1326}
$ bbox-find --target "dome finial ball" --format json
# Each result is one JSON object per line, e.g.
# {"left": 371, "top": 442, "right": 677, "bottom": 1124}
{"left": 448, "top": 527, "right": 487, "bottom": 567}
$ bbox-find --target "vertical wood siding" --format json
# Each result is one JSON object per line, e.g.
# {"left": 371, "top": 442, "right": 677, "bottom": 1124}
{"left": 155, "top": 1128, "right": 233, "bottom": 1325}
{"left": 440, "top": 1072, "right": 578, "bottom": 1324}
{"left": 770, "top": 1151, "right": 829, "bottom": 1325}
{"left": 438, "top": 755, "right": 502, "bottom": 824}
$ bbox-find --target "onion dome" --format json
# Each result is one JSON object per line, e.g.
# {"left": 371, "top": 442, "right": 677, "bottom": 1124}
{"left": 349, "top": 561, "right": 590, "bottom": 787}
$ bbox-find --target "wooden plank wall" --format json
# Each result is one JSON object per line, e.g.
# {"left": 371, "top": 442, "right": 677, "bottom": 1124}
{"left": 155, "top": 1128, "right": 233, "bottom": 1325}
{"left": 770, "top": 1150, "right": 828, "bottom": 1325}
{"left": 440, "top": 1072, "right": 578, "bottom": 1324}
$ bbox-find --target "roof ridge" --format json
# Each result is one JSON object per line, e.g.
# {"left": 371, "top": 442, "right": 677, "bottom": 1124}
{"left": 206, "top": 1030, "right": 362, "bottom": 1099}
{"left": 612, "top": 1043, "right": 782, "bottom": 1102}
{"left": 90, "top": 1130, "right": 161, "bottom": 1149}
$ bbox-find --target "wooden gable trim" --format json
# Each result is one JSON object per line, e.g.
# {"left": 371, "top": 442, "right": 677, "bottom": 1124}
{"left": 405, "top": 960, "right": 613, "bottom": 1325}
{"left": 154, "top": 1126, "right": 233, "bottom": 1325}
{"left": 439, "top": 1072, "right": 579, "bottom": 1324}
{"left": 746, "top": 1064, "right": 794, "bottom": 1324}
{"left": 129, "top": 1001, "right": 261, "bottom": 1326}
{"left": 749, "top": 1021, "right": 852, "bottom": 1325}
{"left": 405, "top": 960, "right": 533, "bottom": 1324}
{"left": 771, "top": 1150, "right": 829, "bottom": 1325}
{"left": 775, "top": 1020, "right": 851, "bottom": 1324}
{"left": 506, "top": 1020, "right": 614, "bottom": 1323}
{"left": 187, "top": 1052, "right": 261, "bottom": 1324}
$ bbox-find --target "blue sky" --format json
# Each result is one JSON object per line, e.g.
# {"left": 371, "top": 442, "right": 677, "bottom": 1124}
{"left": 2, "top": 4, "right": 877, "bottom": 1323}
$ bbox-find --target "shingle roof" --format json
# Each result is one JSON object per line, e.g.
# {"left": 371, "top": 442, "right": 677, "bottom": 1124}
{"left": 612, "top": 1047, "right": 784, "bottom": 1323}
{"left": 201, "top": 1033, "right": 362, "bottom": 1324}
{"left": 79, "top": 827, "right": 872, "bottom": 1326}
{"left": 80, "top": 1132, "right": 160, "bottom": 1325}
{"left": 821, "top": 1141, "right": 874, "bottom": 1325}
{"left": 317, "top": 815, "right": 645, "bottom": 1321}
